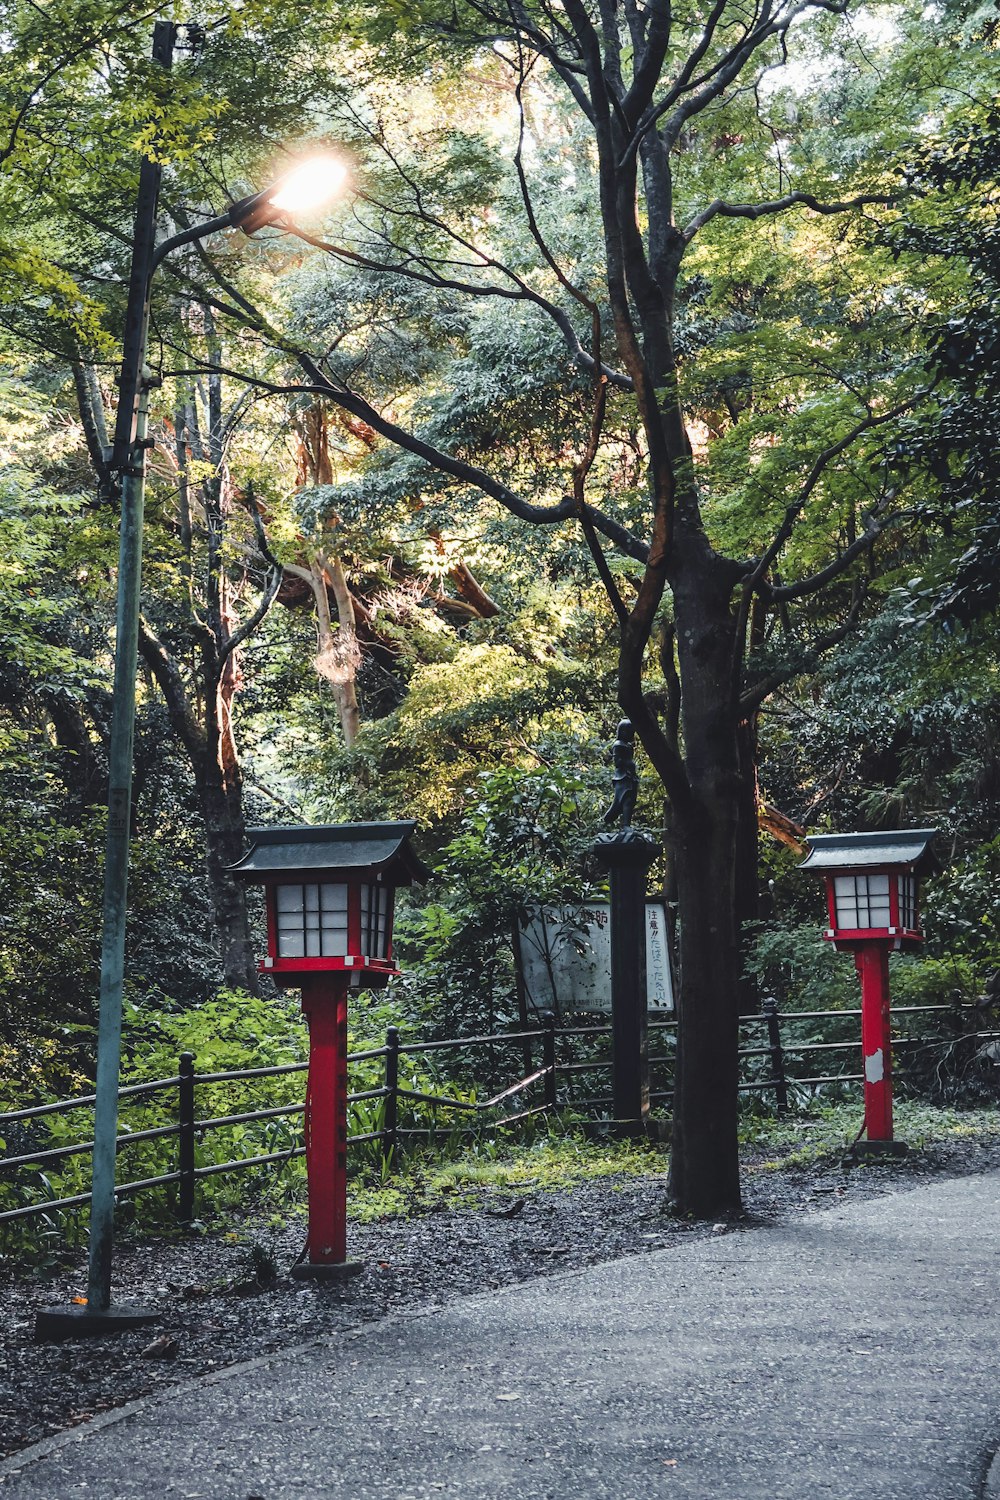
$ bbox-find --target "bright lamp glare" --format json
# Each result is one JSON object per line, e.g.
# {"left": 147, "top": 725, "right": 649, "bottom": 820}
{"left": 268, "top": 155, "right": 348, "bottom": 215}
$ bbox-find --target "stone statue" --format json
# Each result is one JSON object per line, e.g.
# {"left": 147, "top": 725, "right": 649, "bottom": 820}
{"left": 603, "top": 717, "right": 639, "bottom": 828}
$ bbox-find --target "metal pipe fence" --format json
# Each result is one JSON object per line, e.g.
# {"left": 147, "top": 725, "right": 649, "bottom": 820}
{"left": 1, "top": 999, "right": 991, "bottom": 1231}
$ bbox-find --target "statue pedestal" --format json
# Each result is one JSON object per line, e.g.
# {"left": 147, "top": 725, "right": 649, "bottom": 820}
{"left": 592, "top": 829, "right": 659, "bottom": 1130}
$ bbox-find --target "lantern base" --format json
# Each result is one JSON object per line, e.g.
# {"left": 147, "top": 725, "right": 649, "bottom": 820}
{"left": 34, "top": 1303, "right": 159, "bottom": 1342}
{"left": 290, "top": 1259, "right": 363, "bottom": 1282}
{"left": 854, "top": 1139, "right": 909, "bottom": 1159}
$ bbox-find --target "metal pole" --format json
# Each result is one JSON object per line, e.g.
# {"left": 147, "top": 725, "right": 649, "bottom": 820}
{"left": 542, "top": 1011, "right": 557, "bottom": 1110}
{"left": 85, "top": 19, "right": 175, "bottom": 1316}
{"left": 762, "top": 996, "right": 788, "bottom": 1116}
{"left": 178, "top": 1052, "right": 196, "bottom": 1228}
{"left": 383, "top": 1026, "right": 400, "bottom": 1171}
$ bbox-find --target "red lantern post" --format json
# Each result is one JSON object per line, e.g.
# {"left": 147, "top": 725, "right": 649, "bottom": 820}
{"left": 230, "top": 823, "right": 426, "bottom": 1277}
{"left": 801, "top": 830, "right": 937, "bottom": 1155}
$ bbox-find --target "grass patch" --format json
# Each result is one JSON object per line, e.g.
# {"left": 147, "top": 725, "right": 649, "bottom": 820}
{"left": 348, "top": 1129, "right": 669, "bottom": 1223}
{"left": 741, "top": 1100, "right": 1000, "bottom": 1170}
{"left": 346, "top": 1102, "right": 1000, "bottom": 1223}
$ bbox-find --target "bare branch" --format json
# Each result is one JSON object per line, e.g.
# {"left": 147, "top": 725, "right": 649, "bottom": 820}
{"left": 137, "top": 618, "right": 205, "bottom": 762}
{"left": 512, "top": 44, "right": 599, "bottom": 321}
{"left": 766, "top": 516, "right": 895, "bottom": 602}
{"left": 581, "top": 511, "right": 630, "bottom": 625}
{"left": 740, "top": 587, "right": 867, "bottom": 713}
{"left": 746, "top": 394, "right": 925, "bottom": 594}
{"left": 295, "top": 347, "right": 650, "bottom": 562}
{"left": 682, "top": 190, "right": 899, "bottom": 244}
{"left": 284, "top": 223, "right": 633, "bottom": 390}
{"left": 164, "top": 327, "right": 651, "bottom": 565}
{"left": 219, "top": 482, "right": 283, "bottom": 663}
{"left": 627, "top": 0, "right": 850, "bottom": 161}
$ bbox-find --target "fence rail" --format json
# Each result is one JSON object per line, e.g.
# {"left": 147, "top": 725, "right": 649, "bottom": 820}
{"left": 1, "top": 999, "right": 992, "bottom": 1231}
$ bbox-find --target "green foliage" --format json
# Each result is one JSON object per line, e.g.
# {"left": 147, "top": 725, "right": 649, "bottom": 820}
{"left": 745, "top": 921, "right": 855, "bottom": 1014}
{"left": 923, "top": 839, "right": 1000, "bottom": 969}
{"left": 395, "top": 763, "right": 607, "bottom": 1042}
{"left": 741, "top": 1101, "right": 1000, "bottom": 1166}
{"left": 1, "top": 0, "right": 1000, "bottom": 1230}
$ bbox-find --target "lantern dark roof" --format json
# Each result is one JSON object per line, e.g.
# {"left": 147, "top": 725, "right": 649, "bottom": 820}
{"left": 800, "top": 829, "right": 937, "bottom": 875}
{"left": 227, "top": 821, "right": 428, "bottom": 885}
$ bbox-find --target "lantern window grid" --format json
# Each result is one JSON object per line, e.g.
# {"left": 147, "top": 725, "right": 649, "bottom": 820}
{"left": 898, "top": 874, "right": 916, "bottom": 930}
{"left": 360, "top": 883, "right": 389, "bottom": 960}
{"left": 275, "top": 883, "right": 348, "bottom": 959}
{"left": 833, "top": 873, "right": 892, "bottom": 931}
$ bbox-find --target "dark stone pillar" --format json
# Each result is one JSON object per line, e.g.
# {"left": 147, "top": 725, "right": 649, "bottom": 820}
{"left": 592, "top": 829, "right": 659, "bottom": 1128}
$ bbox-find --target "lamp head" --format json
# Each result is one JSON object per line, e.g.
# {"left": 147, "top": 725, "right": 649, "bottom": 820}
{"left": 230, "top": 153, "right": 348, "bottom": 236}
{"left": 268, "top": 154, "right": 347, "bottom": 214}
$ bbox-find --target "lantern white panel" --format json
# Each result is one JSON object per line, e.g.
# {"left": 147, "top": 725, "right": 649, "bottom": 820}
{"left": 833, "top": 873, "right": 891, "bottom": 930}
{"left": 898, "top": 874, "right": 916, "bottom": 929}
{"left": 275, "top": 883, "right": 307, "bottom": 957}
{"left": 275, "top": 881, "right": 351, "bottom": 958}
{"left": 319, "top": 883, "right": 349, "bottom": 957}
{"left": 303, "top": 883, "right": 321, "bottom": 957}
{"left": 359, "top": 883, "right": 391, "bottom": 961}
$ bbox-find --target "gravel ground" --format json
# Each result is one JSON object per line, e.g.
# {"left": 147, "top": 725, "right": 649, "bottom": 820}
{"left": 4, "top": 1131, "right": 1000, "bottom": 1460}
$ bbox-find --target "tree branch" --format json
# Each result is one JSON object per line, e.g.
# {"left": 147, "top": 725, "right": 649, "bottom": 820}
{"left": 740, "top": 588, "right": 866, "bottom": 713}
{"left": 681, "top": 190, "right": 899, "bottom": 244}
{"left": 765, "top": 517, "right": 889, "bottom": 602}
{"left": 631, "top": 0, "right": 849, "bottom": 160}
{"left": 745, "top": 394, "right": 925, "bottom": 594}
{"left": 284, "top": 223, "right": 633, "bottom": 390}
{"left": 137, "top": 618, "right": 205, "bottom": 762}
{"left": 298, "top": 347, "right": 651, "bottom": 561}
{"left": 219, "top": 482, "right": 284, "bottom": 663}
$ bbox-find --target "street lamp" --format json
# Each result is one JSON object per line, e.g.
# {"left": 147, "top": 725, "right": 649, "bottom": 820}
{"left": 35, "top": 22, "right": 348, "bottom": 1339}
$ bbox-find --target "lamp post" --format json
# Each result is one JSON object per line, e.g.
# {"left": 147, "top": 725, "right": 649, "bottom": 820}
{"left": 35, "top": 23, "right": 347, "bottom": 1339}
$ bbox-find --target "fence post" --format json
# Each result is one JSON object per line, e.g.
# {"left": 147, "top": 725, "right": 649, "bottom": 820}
{"left": 383, "top": 1027, "right": 400, "bottom": 1170}
{"left": 762, "top": 997, "right": 788, "bottom": 1116}
{"left": 542, "top": 1011, "right": 557, "bottom": 1110}
{"left": 178, "top": 1051, "right": 196, "bottom": 1228}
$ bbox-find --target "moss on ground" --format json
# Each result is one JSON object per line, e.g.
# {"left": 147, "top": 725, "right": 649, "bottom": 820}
{"left": 741, "top": 1100, "right": 1000, "bottom": 1170}
{"left": 349, "top": 1102, "right": 1000, "bottom": 1221}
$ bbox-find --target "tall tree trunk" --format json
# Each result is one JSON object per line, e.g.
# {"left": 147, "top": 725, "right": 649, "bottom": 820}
{"left": 196, "top": 755, "right": 259, "bottom": 993}
{"left": 292, "top": 401, "right": 363, "bottom": 746}
{"left": 666, "top": 556, "right": 744, "bottom": 1216}
{"left": 138, "top": 621, "right": 262, "bottom": 994}
{"left": 670, "top": 797, "right": 743, "bottom": 1216}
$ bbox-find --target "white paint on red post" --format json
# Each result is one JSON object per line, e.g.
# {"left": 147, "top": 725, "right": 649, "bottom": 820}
{"left": 864, "top": 1049, "right": 884, "bottom": 1084}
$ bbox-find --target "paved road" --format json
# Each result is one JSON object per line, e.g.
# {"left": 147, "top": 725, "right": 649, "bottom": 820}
{"left": 4, "top": 1173, "right": 1000, "bottom": 1499}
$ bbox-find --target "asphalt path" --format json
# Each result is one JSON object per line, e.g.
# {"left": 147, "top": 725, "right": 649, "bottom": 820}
{"left": 4, "top": 1172, "right": 1000, "bottom": 1499}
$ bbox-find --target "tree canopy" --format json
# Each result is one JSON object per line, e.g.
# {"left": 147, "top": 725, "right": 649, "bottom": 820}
{"left": 1, "top": 0, "right": 999, "bottom": 1213}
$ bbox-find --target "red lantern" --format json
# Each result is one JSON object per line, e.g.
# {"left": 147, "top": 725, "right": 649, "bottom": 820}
{"left": 800, "top": 830, "right": 936, "bottom": 1153}
{"left": 230, "top": 822, "right": 426, "bottom": 1276}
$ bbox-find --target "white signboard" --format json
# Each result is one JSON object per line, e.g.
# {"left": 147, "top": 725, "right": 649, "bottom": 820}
{"left": 516, "top": 902, "right": 674, "bottom": 1015}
